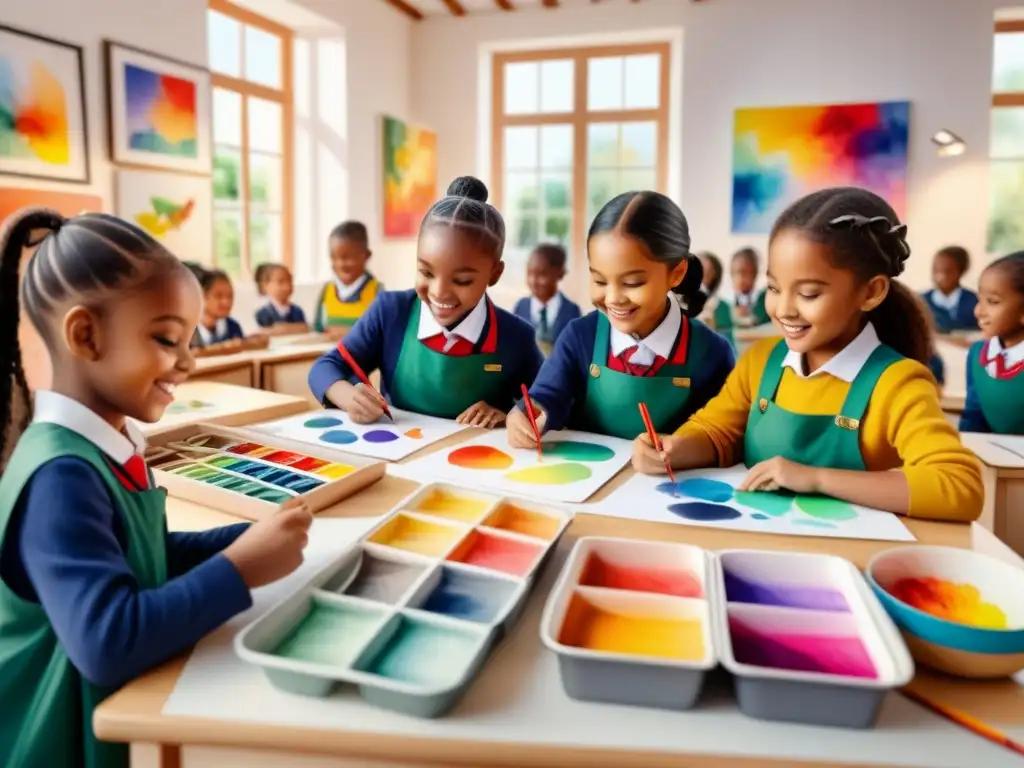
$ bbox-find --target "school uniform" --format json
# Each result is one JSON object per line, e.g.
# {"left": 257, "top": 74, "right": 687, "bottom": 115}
{"left": 521, "top": 298, "right": 736, "bottom": 440}
{"left": 703, "top": 296, "right": 736, "bottom": 349}
{"left": 675, "top": 324, "right": 984, "bottom": 522}
{"left": 716, "top": 288, "right": 770, "bottom": 333}
{"left": 0, "top": 391, "right": 251, "bottom": 768}
{"left": 960, "top": 337, "right": 1024, "bottom": 434}
{"left": 255, "top": 301, "right": 307, "bottom": 329}
{"left": 513, "top": 291, "right": 582, "bottom": 356}
{"left": 191, "top": 317, "right": 245, "bottom": 348}
{"left": 922, "top": 287, "right": 979, "bottom": 333}
{"left": 313, "top": 273, "right": 383, "bottom": 332}
{"left": 308, "top": 289, "right": 545, "bottom": 419}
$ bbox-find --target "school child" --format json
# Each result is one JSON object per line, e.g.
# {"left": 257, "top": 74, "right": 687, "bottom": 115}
{"left": 190, "top": 267, "right": 267, "bottom": 355}
{"left": 697, "top": 250, "right": 734, "bottom": 347}
{"left": 513, "top": 243, "right": 581, "bottom": 356}
{"left": 922, "top": 245, "right": 979, "bottom": 333}
{"left": 728, "top": 247, "right": 770, "bottom": 327}
{"left": 254, "top": 262, "right": 309, "bottom": 334}
{"left": 960, "top": 252, "right": 1024, "bottom": 434}
{"left": 0, "top": 209, "right": 313, "bottom": 768}
{"left": 314, "top": 221, "right": 382, "bottom": 338}
{"left": 308, "top": 177, "right": 544, "bottom": 427}
{"left": 633, "top": 188, "right": 983, "bottom": 522}
{"left": 506, "top": 192, "right": 736, "bottom": 444}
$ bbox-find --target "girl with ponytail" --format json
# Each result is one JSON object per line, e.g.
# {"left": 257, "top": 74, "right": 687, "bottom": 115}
{"left": 507, "top": 190, "right": 736, "bottom": 443}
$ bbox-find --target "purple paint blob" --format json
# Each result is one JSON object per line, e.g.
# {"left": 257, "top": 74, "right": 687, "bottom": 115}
{"left": 668, "top": 502, "right": 742, "bottom": 522}
{"left": 321, "top": 429, "right": 358, "bottom": 445}
{"left": 723, "top": 569, "right": 849, "bottom": 612}
{"left": 728, "top": 616, "right": 877, "bottom": 679}
{"left": 363, "top": 429, "right": 399, "bottom": 443}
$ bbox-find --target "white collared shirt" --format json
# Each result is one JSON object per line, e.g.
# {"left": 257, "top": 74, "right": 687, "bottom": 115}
{"left": 782, "top": 322, "right": 881, "bottom": 382}
{"left": 530, "top": 292, "right": 563, "bottom": 328}
{"left": 932, "top": 287, "right": 962, "bottom": 313}
{"left": 335, "top": 273, "right": 369, "bottom": 301}
{"left": 417, "top": 297, "right": 488, "bottom": 353}
{"left": 197, "top": 318, "right": 228, "bottom": 346}
{"left": 609, "top": 296, "right": 681, "bottom": 366}
{"left": 735, "top": 291, "right": 755, "bottom": 308}
{"left": 270, "top": 300, "right": 293, "bottom": 319}
{"left": 32, "top": 390, "right": 146, "bottom": 464}
{"left": 983, "top": 336, "right": 1024, "bottom": 377}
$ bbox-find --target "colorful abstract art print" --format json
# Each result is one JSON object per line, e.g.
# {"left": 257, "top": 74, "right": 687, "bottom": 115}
{"left": 105, "top": 41, "right": 212, "bottom": 174}
{"left": 115, "top": 169, "right": 213, "bottom": 260}
{"left": 731, "top": 101, "right": 910, "bottom": 234}
{"left": 382, "top": 115, "right": 437, "bottom": 237}
{"left": 0, "top": 25, "right": 89, "bottom": 183}
{"left": 586, "top": 466, "right": 914, "bottom": 542}
{"left": 250, "top": 407, "right": 469, "bottom": 462}
{"left": 396, "top": 430, "right": 633, "bottom": 504}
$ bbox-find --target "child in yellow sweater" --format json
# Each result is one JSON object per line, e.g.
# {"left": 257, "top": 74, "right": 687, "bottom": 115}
{"left": 633, "top": 187, "right": 983, "bottom": 522}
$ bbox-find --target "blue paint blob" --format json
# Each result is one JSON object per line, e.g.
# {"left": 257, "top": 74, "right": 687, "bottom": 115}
{"left": 668, "top": 501, "right": 742, "bottom": 522}
{"left": 751, "top": 513, "right": 769, "bottom": 520}
{"left": 419, "top": 568, "right": 518, "bottom": 623}
{"left": 658, "top": 478, "right": 734, "bottom": 503}
{"left": 304, "top": 416, "right": 343, "bottom": 428}
{"left": 321, "top": 429, "right": 358, "bottom": 445}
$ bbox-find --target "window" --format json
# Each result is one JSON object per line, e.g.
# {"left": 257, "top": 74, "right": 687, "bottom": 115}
{"left": 990, "top": 21, "right": 1024, "bottom": 253}
{"left": 492, "top": 44, "right": 670, "bottom": 276}
{"left": 207, "top": 0, "right": 293, "bottom": 279}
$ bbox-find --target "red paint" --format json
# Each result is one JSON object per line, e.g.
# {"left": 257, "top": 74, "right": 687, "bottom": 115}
{"left": 579, "top": 554, "right": 703, "bottom": 598}
{"left": 289, "top": 456, "right": 328, "bottom": 471}
{"left": 228, "top": 442, "right": 264, "bottom": 455}
{"left": 449, "top": 531, "right": 542, "bottom": 577}
{"left": 261, "top": 450, "right": 304, "bottom": 465}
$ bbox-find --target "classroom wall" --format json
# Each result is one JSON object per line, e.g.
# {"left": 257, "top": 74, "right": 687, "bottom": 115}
{"left": 410, "top": 0, "right": 1004, "bottom": 305}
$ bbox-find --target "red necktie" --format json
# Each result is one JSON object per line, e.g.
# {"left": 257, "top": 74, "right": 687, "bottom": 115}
{"left": 619, "top": 346, "right": 666, "bottom": 377}
{"left": 123, "top": 455, "right": 150, "bottom": 490}
{"left": 421, "top": 333, "right": 474, "bottom": 357}
{"left": 982, "top": 349, "right": 1024, "bottom": 380}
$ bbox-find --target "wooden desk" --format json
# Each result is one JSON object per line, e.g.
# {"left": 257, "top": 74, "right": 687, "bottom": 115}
{"left": 254, "top": 342, "right": 335, "bottom": 406}
{"left": 135, "top": 382, "right": 310, "bottom": 436}
{"left": 962, "top": 432, "right": 1024, "bottom": 556}
{"left": 191, "top": 355, "right": 256, "bottom": 388}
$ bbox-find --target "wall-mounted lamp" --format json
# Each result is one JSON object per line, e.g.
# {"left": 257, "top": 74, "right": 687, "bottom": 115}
{"left": 931, "top": 129, "right": 966, "bottom": 157}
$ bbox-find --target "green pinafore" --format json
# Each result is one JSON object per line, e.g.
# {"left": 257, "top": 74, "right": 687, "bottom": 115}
{"left": 969, "top": 347, "right": 1024, "bottom": 435}
{"left": 743, "top": 340, "right": 903, "bottom": 469}
{"left": 0, "top": 424, "right": 168, "bottom": 768}
{"left": 388, "top": 299, "right": 508, "bottom": 420}
{"left": 578, "top": 311, "right": 703, "bottom": 440}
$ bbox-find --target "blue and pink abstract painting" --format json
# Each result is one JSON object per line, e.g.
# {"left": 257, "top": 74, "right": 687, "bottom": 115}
{"left": 731, "top": 101, "right": 910, "bottom": 234}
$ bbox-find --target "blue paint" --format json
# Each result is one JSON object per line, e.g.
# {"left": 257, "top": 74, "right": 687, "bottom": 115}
{"left": 321, "top": 429, "right": 358, "bottom": 445}
{"left": 418, "top": 568, "right": 518, "bottom": 623}
{"left": 668, "top": 501, "right": 742, "bottom": 522}
{"left": 658, "top": 479, "right": 734, "bottom": 503}
{"left": 304, "top": 416, "right": 343, "bottom": 428}
{"left": 751, "top": 513, "right": 769, "bottom": 520}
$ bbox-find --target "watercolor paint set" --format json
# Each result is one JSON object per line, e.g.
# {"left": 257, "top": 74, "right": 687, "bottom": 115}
{"left": 235, "top": 483, "right": 572, "bottom": 717}
{"left": 541, "top": 539, "right": 914, "bottom": 728}
{"left": 145, "top": 423, "right": 385, "bottom": 521}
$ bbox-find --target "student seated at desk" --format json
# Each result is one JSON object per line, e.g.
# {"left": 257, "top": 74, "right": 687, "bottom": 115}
{"left": 697, "top": 250, "right": 735, "bottom": 348}
{"left": 308, "top": 176, "right": 544, "bottom": 427}
{"left": 961, "top": 251, "right": 1024, "bottom": 434}
{"left": 506, "top": 192, "right": 735, "bottom": 443}
{"left": 632, "top": 188, "right": 983, "bottom": 522}
{"left": 188, "top": 266, "right": 268, "bottom": 356}
{"left": 254, "top": 262, "right": 309, "bottom": 335}
{"left": 513, "top": 243, "right": 581, "bottom": 356}
{"left": 922, "top": 245, "right": 979, "bottom": 334}
{"left": 0, "top": 209, "right": 313, "bottom": 768}
{"left": 314, "top": 221, "right": 383, "bottom": 339}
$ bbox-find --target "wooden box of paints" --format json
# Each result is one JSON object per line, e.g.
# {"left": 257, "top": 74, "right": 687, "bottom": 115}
{"left": 234, "top": 483, "right": 572, "bottom": 717}
{"left": 540, "top": 538, "right": 915, "bottom": 729}
{"left": 145, "top": 423, "right": 386, "bottom": 521}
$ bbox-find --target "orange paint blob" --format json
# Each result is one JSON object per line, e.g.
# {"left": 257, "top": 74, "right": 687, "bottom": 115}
{"left": 889, "top": 577, "right": 1008, "bottom": 629}
{"left": 447, "top": 445, "right": 514, "bottom": 470}
{"left": 404, "top": 428, "right": 423, "bottom": 439}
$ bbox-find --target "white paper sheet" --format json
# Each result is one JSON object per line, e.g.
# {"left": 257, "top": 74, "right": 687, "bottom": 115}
{"left": 582, "top": 466, "right": 915, "bottom": 542}
{"left": 990, "top": 435, "right": 1024, "bottom": 461}
{"left": 393, "top": 429, "right": 633, "bottom": 504}
{"left": 249, "top": 407, "right": 470, "bottom": 461}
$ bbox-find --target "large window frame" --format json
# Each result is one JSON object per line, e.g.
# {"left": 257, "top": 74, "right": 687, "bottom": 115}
{"left": 208, "top": 0, "right": 294, "bottom": 277}
{"left": 990, "top": 19, "right": 1024, "bottom": 254}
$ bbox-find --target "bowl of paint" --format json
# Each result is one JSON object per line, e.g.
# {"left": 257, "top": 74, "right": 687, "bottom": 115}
{"left": 712, "top": 549, "right": 914, "bottom": 729}
{"left": 540, "top": 537, "right": 716, "bottom": 710}
{"left": 866, "top": 545, "right": 1024, "bottom": 678}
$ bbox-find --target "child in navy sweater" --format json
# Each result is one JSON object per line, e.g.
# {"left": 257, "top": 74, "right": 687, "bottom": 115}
{"left": 922, "top": 245, "right": 979, "bottom": 333}
{"left": 189, "top": 266, "right": 268, "bottom": 355}
{"left": 308, "top": 177, "right": 544, "bottom": 427}
{"left": 254, "top": 262, "right": 308, "bottom": 334}
{"left": 0, "top": 209, "right": 312, "bottom": 768}
{"left": 513, "top": 243, "right": 582, "bottom": 355}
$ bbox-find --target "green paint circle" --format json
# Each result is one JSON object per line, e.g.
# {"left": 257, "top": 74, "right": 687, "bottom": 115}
{"left": 734, "top": 490, "right": 793, "bottom": 517}
{"left": 541, "top": 441, "right": 615, "bottom": 462}
{"left": 795, "top": 495, "right": 858, "bottom": 522}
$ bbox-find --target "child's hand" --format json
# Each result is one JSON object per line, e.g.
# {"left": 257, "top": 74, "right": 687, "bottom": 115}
{"left": 457, "top": 401, "right": 506, "bottom": 428}
{"left": 738, "top": 457, "right": 820, "bottom": 494}
{"left": 507, "top": 406, "right": 544, "bottom": 448}
{"left": 631, "top": 433, "right": 681, "bottom": 475}
{"left": 223, "top": 498, "right": 313, "bottom": 589}
{"left": 348, "top": 383, "right": 386, "bottom": 424}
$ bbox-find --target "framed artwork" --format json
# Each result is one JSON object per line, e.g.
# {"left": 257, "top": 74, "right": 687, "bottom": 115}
{"left": 382, "top": 115, "right": 437, "bottom": 237}
{"left": 116, "top": 169, "right": 213, "bottom": 261}
{"left": 731, "top": 101, "right": 910, "bottom": 234}
{"left": 105, "top": 41, "right": 212, "bottom": 174}
{"left": 0, "top": 25, "right": 90, "bottom": 183}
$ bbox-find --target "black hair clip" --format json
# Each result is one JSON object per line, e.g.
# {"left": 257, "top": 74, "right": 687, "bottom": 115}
{"left": 828, "top": 213, "right": 910, "bottom": 276}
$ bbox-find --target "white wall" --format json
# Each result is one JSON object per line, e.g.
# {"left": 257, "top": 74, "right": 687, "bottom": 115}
{"left": 410, "top": 0, "right": 1004, "bottom": 304}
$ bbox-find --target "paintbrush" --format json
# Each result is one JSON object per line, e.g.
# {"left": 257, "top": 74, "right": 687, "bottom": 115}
{"left": 521, "top": 384, "right": 543, "bottom": 462}
{"left": 901, "top": 684, "right": 1024, "bottom": 758}
{"left": 639, "top": 402, "right": 677, "bottom": 493}
{"left": 336, "top": 342, "right": 394, "bottom": 423}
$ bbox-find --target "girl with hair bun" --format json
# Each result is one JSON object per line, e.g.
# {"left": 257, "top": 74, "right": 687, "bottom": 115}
{"left": 507, "top": 191, "right": 736, "bottom": 443}
{"left": 309, "top": 176, "right": 544, "bottom": 427}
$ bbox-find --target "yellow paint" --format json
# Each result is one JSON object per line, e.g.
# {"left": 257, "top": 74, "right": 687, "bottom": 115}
{"left": 414, "top": 489, "right": 490, "bottom": 523}
{"left": 560, "top": 596, "right": 704, "bottom": 661}
{"left": 485, "top": 503, "right": 560, "bottom": 540}
{"left": 369, "top": 515, "right": 461, "bottom": 556}
{"left": 316, "top": 463, "right": 355, "bottom": 480}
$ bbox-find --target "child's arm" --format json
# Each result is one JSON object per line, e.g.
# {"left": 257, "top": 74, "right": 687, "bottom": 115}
{"left": 165, "top": 524, "right": 250, "bottom": 578}
{"left": 308, "top": 297, "right": 386, "bottom": 407}
{"left": 520, "top": 324, "right": 588, "bottom": 432}
{"left": 958, "top": 350, "right": 992, "bottom": 433}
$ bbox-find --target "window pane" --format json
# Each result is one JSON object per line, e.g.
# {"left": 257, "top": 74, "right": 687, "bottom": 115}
{"left": 504, "top": 126, "right": 538, "bottom": 170}
{"left": 539, "top": 59, "right": 573, "bottom": 113}
{"left": 248, "top": 97, "right": 282, "bottom": 153}
{"left": 620, "top": 168, "right": 657, "bottom": 193}
{"left": 541, "top": 173, "right": 571, "bottom": 210}
{"left": 214, "top": 210, "right": 242, "bottom": 278}
{"left": 543, "top": 210, "right": 571, "bottom": 244}
{"left": 540, "top": 124, "right": 572, "bottom": 170}
{"left": 213, "top": 88, "right": 242, "bottom": 146}
{"left": 208, "top": 10, "right": 241, "bottom": 77}
{"left": 624, "top": 54, "right": 660, "bottom": 109}
{"left": 250, "top": 212, "right": 282, "bottom": 269}
{"left": 588, "top": 123, "right": 619, "bottom": 167}
{"left": 510, "top": 216, "right": 540, "bottom": 250}
{"left": 249, "top": 152, "right": 283, "bottom": 209}
{"left": 992, "top": 108, "right": 1024, "bottom": 159}
{"left": 588, "top": 169, "right": 619, "bottom": 216}
{"left": 994, "top": 32, "right": 1024, "bottom": 93}
{"left": 988, "top": 161, "right": 1024, "bottom": 253}
{"left": 588, "top": 57, "right": 623, "bottom": 111}
{"left": 245, "top": 25, "right": 281, "bottom": 89}
{"left": 506, "top": 171, "right": 539, "bottom": 217}
{"left": 213, "top": 148, "right": 241, "bottom": 201}
{"left": 504, "top": 62, "right": 539, "bottom": 115}
{"left": 621, "top": 122, "right": 657, "bottom": 166}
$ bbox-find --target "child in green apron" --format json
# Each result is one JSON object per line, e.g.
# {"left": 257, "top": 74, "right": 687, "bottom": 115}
{"left": 0, "top": 209, "right": 314, "bottom": 768}
{"left": 696, "top": 251, "right": 735, "bottom": 349}
{"left": 960, "top": 251, "right": 1024, "bottom": 434}
{"left": 633, "top": 187, "right": 983, "bottom": 522}
{"left": 507, "top": 192, "right": 735, "bottom": 444}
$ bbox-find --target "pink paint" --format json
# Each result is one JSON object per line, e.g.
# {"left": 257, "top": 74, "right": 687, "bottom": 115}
{"left": 579, "top": 555, "right": 703, "bottom": 598}
{"left": 449, "top": 531, "right": 542, "bottom": 577}
{"left": 729, "top": 617, "right": 877, "bottom": 679}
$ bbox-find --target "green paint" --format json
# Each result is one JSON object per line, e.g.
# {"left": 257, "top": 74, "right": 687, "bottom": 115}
{"left": 795, "top": 495, "right": 858, "bottom": 521}
{"left": 273, "top": 602, "right": 384, "bottom": 666}
{"left": 541, "top": 441, "right": 616, "bottom": 462}
{"left": 734, "top": 490, "right": 793, "bottom": 516}
{"left": 364, "top": 618, "right": 481, "bottom": 688}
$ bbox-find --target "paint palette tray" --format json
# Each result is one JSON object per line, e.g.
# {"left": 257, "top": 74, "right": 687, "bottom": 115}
{"left": 235, "top": 483, "right": 572, "bottom": 717}
{"left": 145, "top": 423, "right": 385, "bottom": 521}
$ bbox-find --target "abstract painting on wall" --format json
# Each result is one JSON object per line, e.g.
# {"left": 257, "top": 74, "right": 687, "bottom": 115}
{"left": 105, "top": 41, "right": 212, "bottom": 174}
{"left": 0, "top": 25, "right": 89, "bottom": 183}
{"left": 382, "top": 115, "right": 437, "bottom": 237}
{"left": 731, "top": 101, "right": 910, "bottom": 234}
{"left": 116, "top": 169, "right": 213, "bottom": 261}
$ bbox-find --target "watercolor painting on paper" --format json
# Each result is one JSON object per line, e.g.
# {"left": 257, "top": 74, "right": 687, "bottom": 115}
{"left": 382, "top": 115, "right": 437, "bottom": 237}
{"left": 585, "top": 467, "right": 914, "bottom": 542}
{"left": 115, "top": 169, "right": 213, "bottom": 261}
{"left": 732, "top": 101, "right": 909, "bottom": 234}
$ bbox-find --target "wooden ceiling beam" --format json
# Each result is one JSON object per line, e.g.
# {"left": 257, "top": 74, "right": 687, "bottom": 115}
{"left": 381, "top": 0, "right": 423, "bottom": 20}
{"left": 440, "top": 0, "right": 467, "bottom": 14}
{"left": 495, "top": 0, "right": 514, "bottom": 9}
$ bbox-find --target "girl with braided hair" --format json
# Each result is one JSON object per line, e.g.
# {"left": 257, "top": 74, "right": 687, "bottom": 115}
{"left": 633, "top": 187, "right": 983, "bottom": 522}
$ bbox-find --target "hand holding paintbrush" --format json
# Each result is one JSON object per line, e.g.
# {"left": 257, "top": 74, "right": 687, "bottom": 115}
{"left": 334, "top": 342, "right": 393, "bottom": 423}
{"left": 637, "top": 402, "right": 678, "bottom": 492}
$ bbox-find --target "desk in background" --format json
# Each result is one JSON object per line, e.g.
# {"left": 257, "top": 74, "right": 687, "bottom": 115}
{"left": 961, "top": 433, "right": 1024, "bottom": 557}
{"left": 135, "top": 382, "right": 309, "bottom": 436}
{"left": 191, "top": 354, "right": 257, "bottom": 388}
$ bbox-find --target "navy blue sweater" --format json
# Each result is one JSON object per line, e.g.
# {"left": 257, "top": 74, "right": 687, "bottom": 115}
{"left": 922, "top": 288, "right": 979, "bottom": 334}
{"left": 255, "top": 303, "right": 307, "bottom": 329}
{"left": 960, "top": 340, "right": 992, "bottom": 433}
{"left": 512, "top": 294, "right": 583, "bottom": 345}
